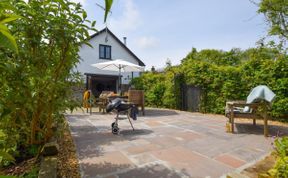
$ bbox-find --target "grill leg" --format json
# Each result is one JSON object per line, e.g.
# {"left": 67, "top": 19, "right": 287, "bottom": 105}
{"left": 115, "top": 113, "right": 119, "bottom": 126}
{"left": 127, "top": 113, "right": 135, "bottom": 131}
{"left": 112, "top": 113, "right": 120, "bottom": 135}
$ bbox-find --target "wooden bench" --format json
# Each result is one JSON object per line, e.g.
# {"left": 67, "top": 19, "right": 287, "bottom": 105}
{"left": 225, "top": 100, "right": 268, "bottom": 137}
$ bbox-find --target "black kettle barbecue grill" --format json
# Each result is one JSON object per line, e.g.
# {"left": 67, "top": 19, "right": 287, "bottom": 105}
{"left": 106, "top": 98, "right": 138, "bottom": 134}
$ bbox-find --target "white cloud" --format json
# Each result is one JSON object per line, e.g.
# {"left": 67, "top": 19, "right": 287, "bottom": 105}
{"left": 136, "top": 36, "right": 158, "bottom": 49}
{"left": 109, "top": 0, "right": 141, "bottom": 32}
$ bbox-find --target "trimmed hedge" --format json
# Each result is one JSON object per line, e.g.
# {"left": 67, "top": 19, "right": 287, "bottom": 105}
{"left": 132, "top": 47, "right": 288, "bottom": 120}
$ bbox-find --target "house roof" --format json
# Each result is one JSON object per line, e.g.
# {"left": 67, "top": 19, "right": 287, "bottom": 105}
{"left": 90, "top": 28, "right": 145, "bottom": 67}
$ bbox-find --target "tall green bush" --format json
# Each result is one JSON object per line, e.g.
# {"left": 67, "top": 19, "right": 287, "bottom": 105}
{"left": 0, "top": 0, "right": 95, "bottom": 165}
{"left": 133, "top": 47, "right": 288, "bottom": 119}
{"left": 131, "top": 67, "right": 179, "bottom": 108}
{"left": 132, "top": 72, "right": 167, "bottom": 107}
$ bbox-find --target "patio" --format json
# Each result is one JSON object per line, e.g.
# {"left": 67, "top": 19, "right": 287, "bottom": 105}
{"left": 66, "top": 108, "right": 287, "bottom": 178}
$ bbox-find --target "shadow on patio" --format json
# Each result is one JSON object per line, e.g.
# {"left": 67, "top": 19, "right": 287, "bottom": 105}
{"left": 70, "top": 124, "right": 153, "bottom": 159}
{"left": 142, "top": 108, "right": 179, "bottom": 117}
{"left": 80, "top": 162, "right": 187, "bottom": 178}
{"left": 235, "top": 123, "right": 288, "bottom": 136}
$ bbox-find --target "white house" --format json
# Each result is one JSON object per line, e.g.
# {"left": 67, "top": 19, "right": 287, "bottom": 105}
{"left": 76, "top": 28, "right": 145, "bottom": 97}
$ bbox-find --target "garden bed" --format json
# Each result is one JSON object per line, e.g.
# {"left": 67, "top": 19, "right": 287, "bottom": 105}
{"left": 241, "top": 154, "right": 276, "bottom": 178}
{"left": 57, "top": 121, "right": 81, "bottom": 178}
{"left": 0, "top": 120, "right": 81, "bottom": 178}
{"left": 0, "top": 157, "right": 39, "bottom": 177}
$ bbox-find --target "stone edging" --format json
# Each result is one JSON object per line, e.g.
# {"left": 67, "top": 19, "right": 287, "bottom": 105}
{"left": 38, "top": 141, "right": 59, "bottom": 178}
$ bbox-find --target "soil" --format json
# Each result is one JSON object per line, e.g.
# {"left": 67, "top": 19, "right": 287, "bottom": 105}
{"left": 1, "top": 157, "right": 38, "bottom": 176}
{"left": 241, "top": 154, "right": 276, "bottom": 178}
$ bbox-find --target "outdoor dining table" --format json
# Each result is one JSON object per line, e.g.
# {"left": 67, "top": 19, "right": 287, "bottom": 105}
{"left": 96, "top": 95, "right": 129, "bottom": 113}
{"left": 107, "top": 95, "right": 128, "bottom": 102}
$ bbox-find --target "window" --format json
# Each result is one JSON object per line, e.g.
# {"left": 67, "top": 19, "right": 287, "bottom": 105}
{"left": 99, "top": 44, "right": 111, "bottom": 59}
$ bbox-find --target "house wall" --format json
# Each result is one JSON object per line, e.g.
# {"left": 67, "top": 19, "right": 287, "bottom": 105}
{"left": 77, "top": 31, "right": 141, "bottom": 84}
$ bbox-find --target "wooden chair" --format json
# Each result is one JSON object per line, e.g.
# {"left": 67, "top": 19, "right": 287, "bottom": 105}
{"left": 83, "top": 90, "right": 94, "bottom": 114}
{"left": 225, "top": 100, "right": 268, "bottom": 137}
{"left": 94, "top": 91, "right": 114, "bottom": 113}
{"left": 128, "top": 90, "right": 145, "bottom": 115}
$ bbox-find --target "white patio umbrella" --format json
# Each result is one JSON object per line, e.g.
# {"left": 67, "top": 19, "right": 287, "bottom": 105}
{"left": 247, "top": 85, "right": 276, "bottom": 104}
{"left": 91, "top": 59, "right": 145, "bottom": 93}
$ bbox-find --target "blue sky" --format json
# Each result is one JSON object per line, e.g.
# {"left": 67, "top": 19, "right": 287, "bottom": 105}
{"left": 74, "top": 0, "right": 268, "bottom": 69}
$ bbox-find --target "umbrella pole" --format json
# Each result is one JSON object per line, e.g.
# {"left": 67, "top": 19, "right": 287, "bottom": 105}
{"left": 118, "top": 67, "right": 121, "bottom": 95}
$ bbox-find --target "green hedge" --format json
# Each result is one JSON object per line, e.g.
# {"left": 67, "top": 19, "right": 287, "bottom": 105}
{"left": 131, "top": 70, "right": 177, "bottom": 108}
{"left": 132, "top": 47, "right": 288, "bottom": 120}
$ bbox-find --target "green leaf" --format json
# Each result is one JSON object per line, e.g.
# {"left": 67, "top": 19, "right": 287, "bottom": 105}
{"left": 0, "top": 0, "right": 15, "bottom": 11}
{"left": 0, "top": 151, "right": 15, "bottom": 163}
{"left": 0, "top": 23, "right": 9, "bottom": 32}
{"left": 92, "top": 20, "right": 96, "bottom": 27}
{"left": 0, "top": 29, "right": 18, "bottom": 53}
{"left": 0, "top": 14, "right": 21, "bottom": 24}
{"left": 104, "top": 0, "right": 113, "bottom": 22}
{"left": 0, "top": 108, "right": 11, "bottom": 118}
{"left": 82, "top": 11, "right": 87, "bottom": 19}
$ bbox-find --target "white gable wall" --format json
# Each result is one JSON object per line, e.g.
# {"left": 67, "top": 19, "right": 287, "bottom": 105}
{"left": 77, "top": 31, "right": 141, "bottom": 84}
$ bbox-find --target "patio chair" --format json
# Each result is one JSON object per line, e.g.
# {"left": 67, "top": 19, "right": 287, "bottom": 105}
{"left": 83, "top": 90, "right": 94, "bottom": 114}
{"left": 128, "top": 90, "right": 145, "bottom": 115}
{"left": 94, "top": 91, "right": 114, "bottom": 113}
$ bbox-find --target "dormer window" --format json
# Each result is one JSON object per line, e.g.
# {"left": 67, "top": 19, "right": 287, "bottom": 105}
{"left": 99, "top": 44, "right": 111, "bottom": 59}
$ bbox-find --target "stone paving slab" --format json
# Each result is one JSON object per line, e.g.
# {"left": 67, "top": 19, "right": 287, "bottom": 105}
{"left": 66, "top": 108, "right": 287, "bottom": 178}
{"left": 214, "top": 154, "right": 246, "bottom": 168}
{"left": 150, "top": 146, "right": 232, "bottom": 177}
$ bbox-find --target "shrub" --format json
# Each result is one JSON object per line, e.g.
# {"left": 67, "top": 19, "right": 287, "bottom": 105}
{"left": 264, "top": 137, "right": 288, "bottom": 178}
{"left": 0, "top": 0, "right": 95, "bottom": 165}
{"left": 133, "top": 47, "right": 288, "bottom": 120}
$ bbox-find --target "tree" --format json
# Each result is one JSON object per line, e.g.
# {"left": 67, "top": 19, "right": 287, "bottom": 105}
{"left": 0, "top": 0, "right": 113, "bottom": 54}
{"left": 0, "top": 0, "right": 97, "bottom": 165}
{"left": 258, "top": 0, "right": 288, "bottom": 41}
{"left": 165, "top": 58, "right": 172, "bottom": 68}
{"left": 0, "top": 0, "right": 114, "bottom": 165}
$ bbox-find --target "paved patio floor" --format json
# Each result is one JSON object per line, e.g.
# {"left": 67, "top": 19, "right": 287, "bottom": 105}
{"left": 66, "top": 108, "right": 287, "bottom": 178}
